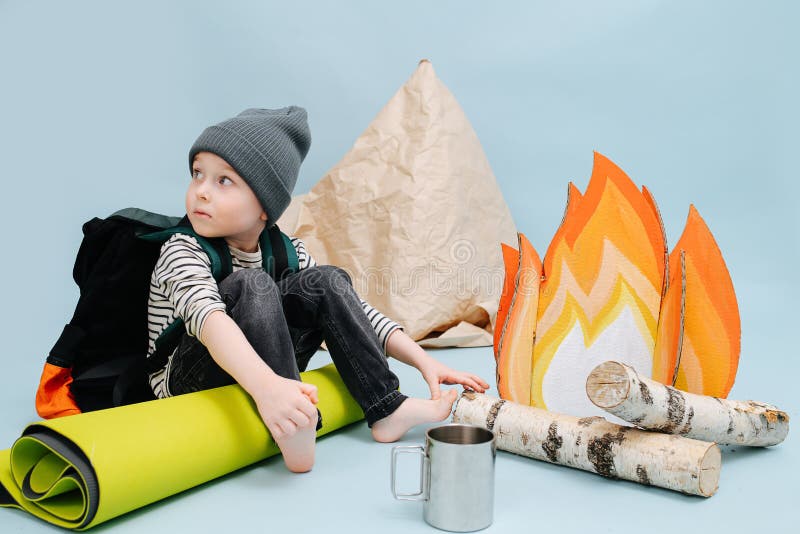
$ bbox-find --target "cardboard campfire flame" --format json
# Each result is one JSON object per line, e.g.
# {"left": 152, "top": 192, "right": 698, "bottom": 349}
{"left": 495, "top": 152, "right": 740, "bottom": 418}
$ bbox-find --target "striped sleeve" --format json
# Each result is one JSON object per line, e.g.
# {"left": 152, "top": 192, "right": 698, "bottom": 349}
{"left": 359, "top": 299, "right": 404, "bottom": 351}
{"left": 292, "top": 236, "right": 317, "bottom": 270}
{"left": 291, "top": 236, "right": 405, "bottom": 352}
{"left": 152, "top": 234, "right": 226, "bottom": 340}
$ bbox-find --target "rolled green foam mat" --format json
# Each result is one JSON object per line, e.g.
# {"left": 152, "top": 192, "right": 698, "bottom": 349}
{"left": 0, "top": 363, "right": 364, "bottom": 530}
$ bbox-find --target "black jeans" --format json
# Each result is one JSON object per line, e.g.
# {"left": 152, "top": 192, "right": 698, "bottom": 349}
{"left": 166, "top": 265, "right": 407, "bottom": 428}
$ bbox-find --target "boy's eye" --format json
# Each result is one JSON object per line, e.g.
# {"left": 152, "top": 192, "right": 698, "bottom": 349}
{"left": 219, "top": 176, "right": 233, "bottom": 185}
{"left": 192, "top": 169, "right": 202, "bottom": 179}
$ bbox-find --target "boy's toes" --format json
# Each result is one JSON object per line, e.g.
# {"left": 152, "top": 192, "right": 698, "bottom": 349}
{"left": 435, "top": 389, "right": 458, "bottom": 420}
{"left": 443, "top": 388, "right": 458, "bottom": 404}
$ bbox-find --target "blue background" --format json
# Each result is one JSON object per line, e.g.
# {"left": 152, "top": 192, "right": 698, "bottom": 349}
{"left": 0, "top": 1, "right": 796, "bottom": 532}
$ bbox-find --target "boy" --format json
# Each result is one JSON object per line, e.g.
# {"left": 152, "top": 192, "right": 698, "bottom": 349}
{"left": 145, "top": 107, "right": 490, "bottom": 472}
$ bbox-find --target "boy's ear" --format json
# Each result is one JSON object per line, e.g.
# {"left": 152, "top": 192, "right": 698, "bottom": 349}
{"left": 260, "top": 211, "right": 268, "bottom": 222}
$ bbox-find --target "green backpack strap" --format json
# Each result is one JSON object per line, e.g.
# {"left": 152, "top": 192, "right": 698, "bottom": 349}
{"left": 136, "top": 215, "right": 234, "bottom": 376}
{"left": 137, "top": 214, "right": 299, "bottom": 283}
{"left": 261, "top": 224, "right": 300, "bottom": 280}
{"left": 137, "top": 216, "right": 232, "bottom": 282}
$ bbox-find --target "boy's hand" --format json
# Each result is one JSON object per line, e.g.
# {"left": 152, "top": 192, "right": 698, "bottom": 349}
{"left": 383, "top": 329, "right": 491, "bottom": 400}
{"left": 418, "top": 358, "right": 491, "bottom": 400}
{"left": 251, "top": 375, "right": 319, "bottom": 440}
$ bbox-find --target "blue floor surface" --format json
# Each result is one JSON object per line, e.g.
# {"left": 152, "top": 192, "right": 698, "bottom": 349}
{"left": 1, "top": 344, "right": 795, "bottom": 533}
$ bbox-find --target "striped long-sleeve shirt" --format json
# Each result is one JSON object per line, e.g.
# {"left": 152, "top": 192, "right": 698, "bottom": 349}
{"left": 146, "top": 233, "right": 403, "bottom": 398}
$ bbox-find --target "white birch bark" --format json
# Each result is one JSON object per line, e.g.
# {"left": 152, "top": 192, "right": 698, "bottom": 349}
{"left": 586, "top": 361, "right": 789, "bottom": 447}
{"left": 452, "top": 391, "right": 721, "bottom": 497}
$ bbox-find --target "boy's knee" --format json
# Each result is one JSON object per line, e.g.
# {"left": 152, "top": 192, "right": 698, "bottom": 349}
{"left": 221, "top": 269, "right": 277, "bottom": 297}
{"left": 315, "top": 265, "right": 353, "bottom": 290}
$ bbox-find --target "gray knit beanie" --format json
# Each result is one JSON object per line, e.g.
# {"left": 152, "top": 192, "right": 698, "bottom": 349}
{"left": 188, "top": 106, "right": 311, "bottom": 228}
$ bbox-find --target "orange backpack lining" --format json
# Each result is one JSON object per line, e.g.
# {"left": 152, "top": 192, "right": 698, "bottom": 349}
{"left": 36, "top": 362, "right": 81, "bottom": 419}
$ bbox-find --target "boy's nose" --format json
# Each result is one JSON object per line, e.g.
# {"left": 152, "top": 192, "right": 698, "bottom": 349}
{"left": 195, "top": 184, "right": 210, "bottom": 200}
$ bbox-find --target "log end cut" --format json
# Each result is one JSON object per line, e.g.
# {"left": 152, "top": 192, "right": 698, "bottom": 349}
{"left": 698, "top": 443, "right": 722, "bottom": 497}
{"left": 586, "top": 361, "right": 631, "bottom": 410}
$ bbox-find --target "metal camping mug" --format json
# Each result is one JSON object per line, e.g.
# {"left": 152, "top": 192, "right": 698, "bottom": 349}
{"left": 391, "top": 423, "right": 496, "bottom": 532}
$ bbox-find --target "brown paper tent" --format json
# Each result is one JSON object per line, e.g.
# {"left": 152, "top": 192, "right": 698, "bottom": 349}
{"left": 277, "top": 60, "right": 517, "bottom": 348}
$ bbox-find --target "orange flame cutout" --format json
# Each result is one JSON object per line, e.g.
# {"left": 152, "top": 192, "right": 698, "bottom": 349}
{"left": 494, "top": 243, "right": 521, "bottom": 352}
{"left": 494, "top": 152, "right": 741, "bottom": 416}
{"left": 530, "top": 152, "right": 666, "bottom": 413}
{"left": 652, "top": 249, "right": 685, "bottom": 385}
{"left": 495, "top": 233, "right": 541, "bottom": 405}
{"left": 666, "top": 206, "right": 740, "bottom": 397}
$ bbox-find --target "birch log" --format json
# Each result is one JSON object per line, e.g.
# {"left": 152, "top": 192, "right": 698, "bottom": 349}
{"left": 586, "top": 361, "right": 790, "bottom": 447}
{"left": 452, "top": 391, "right": 721, "bottom": 497}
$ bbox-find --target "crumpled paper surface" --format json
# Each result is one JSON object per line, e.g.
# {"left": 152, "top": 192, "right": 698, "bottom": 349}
{"left": 276, "top": 60, "right": 517, "bottom": 348}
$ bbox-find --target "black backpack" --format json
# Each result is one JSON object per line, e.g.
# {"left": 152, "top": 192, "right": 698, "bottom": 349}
{"left": 36, "top": 208, "right": 299, "bottom": 418}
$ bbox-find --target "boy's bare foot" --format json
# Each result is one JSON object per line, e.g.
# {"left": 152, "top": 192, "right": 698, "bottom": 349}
{"left": 371, "top": 389, "right": 458, "bottom": 443}
{"left": 273, "top": 411, "right": 318, "bottom": 473}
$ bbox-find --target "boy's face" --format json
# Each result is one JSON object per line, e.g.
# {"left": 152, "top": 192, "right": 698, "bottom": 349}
{"left": 186, "top": 151, "right": 267, "bottom": 249}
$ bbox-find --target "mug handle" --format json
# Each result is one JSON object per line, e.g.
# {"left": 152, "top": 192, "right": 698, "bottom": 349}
{"left": 391, "top": 445, "right": 428, "bottom": 501}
